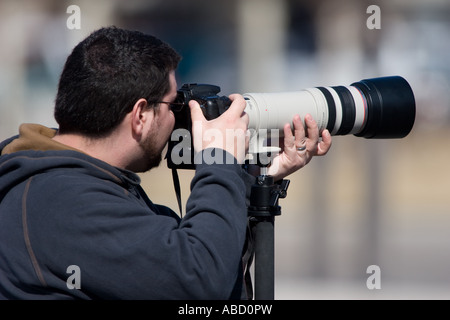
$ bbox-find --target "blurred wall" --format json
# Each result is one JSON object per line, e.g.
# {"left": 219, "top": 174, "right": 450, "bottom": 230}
{"left": 1, "top": 0, "right": 450, "bottom": 299}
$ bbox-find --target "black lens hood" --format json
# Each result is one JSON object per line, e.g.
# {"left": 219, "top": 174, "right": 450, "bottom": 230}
{"left": 352, "top": 76, "right": 416, "bottom": 139}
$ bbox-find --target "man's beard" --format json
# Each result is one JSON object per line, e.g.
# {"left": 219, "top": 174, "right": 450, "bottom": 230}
{"left": 138, "top": 131, "right": 164, "bottom": 172}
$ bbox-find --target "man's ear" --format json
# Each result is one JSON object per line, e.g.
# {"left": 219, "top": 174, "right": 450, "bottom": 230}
{"left": 130, "top": 98, "right": 154, "bottom": 140}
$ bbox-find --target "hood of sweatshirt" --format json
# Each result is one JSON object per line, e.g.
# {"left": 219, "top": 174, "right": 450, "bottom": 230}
{"left": 0, "top": 123, "right": 141, "bottom": 202}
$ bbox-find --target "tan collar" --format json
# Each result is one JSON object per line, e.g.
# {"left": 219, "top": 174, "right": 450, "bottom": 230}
{"left": 1, "top": 124, "right": 80, "bottom": 155}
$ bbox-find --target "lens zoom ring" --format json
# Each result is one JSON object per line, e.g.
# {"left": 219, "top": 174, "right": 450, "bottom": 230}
{"left": 316, "top": 87, "right": 336, "bottom": 133}
{"left": 332, "top": 86, "right": 355, "bottom": 135}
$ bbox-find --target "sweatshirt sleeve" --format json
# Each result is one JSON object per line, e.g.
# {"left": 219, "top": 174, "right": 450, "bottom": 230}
{"left": 22, "top": 149, "right": 254, "bottom": 300}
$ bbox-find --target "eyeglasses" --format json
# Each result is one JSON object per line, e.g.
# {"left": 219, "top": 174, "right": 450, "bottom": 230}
{"left": 156, "top": 101, "right": 185, "bottom": 112}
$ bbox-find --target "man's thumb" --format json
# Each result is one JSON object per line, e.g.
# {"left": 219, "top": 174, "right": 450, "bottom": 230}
{"left": 189, "top": 100, "right": 205, "bottom": 122}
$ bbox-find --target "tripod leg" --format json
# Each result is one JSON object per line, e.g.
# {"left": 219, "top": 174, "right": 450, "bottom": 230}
{"left": 254, "top": 216, "right": 275, "bottom": 300}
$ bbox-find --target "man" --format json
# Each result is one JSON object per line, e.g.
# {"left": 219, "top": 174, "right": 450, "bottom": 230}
{"left": 0, "top": 26, "right": 331, "bottom": 299}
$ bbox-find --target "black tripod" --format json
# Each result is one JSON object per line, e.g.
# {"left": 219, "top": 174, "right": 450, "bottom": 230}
{"left": 246, "top": 162, "right": 290, "bottom": 300}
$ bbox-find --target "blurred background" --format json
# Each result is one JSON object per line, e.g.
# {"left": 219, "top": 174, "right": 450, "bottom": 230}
{"left": 1, "top": 0, "right": 449, "bottom": 299}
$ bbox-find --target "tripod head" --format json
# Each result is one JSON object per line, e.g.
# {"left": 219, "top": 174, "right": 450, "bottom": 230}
{"left": 247, "top": 174, "right": 289, "bottom": 218}
{"left": 245, "top": 151, "right": 290, "bottom": 219}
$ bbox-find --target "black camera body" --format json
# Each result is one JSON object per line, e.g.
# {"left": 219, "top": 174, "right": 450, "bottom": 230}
{"left": 166, "top": 83, "right": 231, "bottom": 169}
{"left": 175, "top": 83, "right": 231, "bottom": 122}
{"left": 175, "top": 83, "right": 231, "bottom": 124}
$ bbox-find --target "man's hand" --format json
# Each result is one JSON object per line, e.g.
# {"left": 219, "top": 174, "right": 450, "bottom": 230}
{"left": 267, "top": 113, "right": 332, "bottom": 180}
{"left": 189, "top": 94, "right": 250, "bottom": 164}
